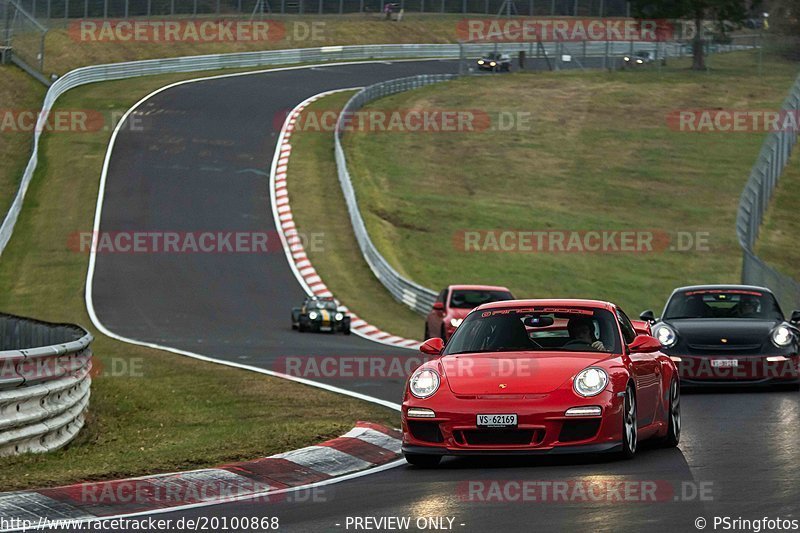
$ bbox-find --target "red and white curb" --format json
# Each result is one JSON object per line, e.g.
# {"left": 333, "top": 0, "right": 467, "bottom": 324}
{"left": 271, "top": 91, "right": 421, "bottom": 351}
{"left": 0, "top": 423, "right": 401, "bottom": 528}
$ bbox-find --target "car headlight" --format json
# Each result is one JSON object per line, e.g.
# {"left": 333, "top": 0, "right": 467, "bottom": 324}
{"left": 335, "top": 312, "right": 344, "bottom": 321}
{"left": 490, "top": 61, "right": 496, "bottom": 66}
{"left": 450, "top": 318, "right": 463, "bottom": 328}
{"left": 477, "top": 59, "right": 484, "bottom": 64}
{"left": 623, "top": 56, "right": 630, "bottom": 61}
{"left": 772, "top": 325, "right": 793, "bottom": 347}
{"left": 308, "top": 311, "right": 318, "bottom": 320}
{"left": 409, "top": 369, "right": 440, "bottom": 399}
{"left": 636, "top": 59, "right": 643, "bottom": 64}
{"left": 573, "top": 367, "right": 609, "bottom": 397}
{"left": 653, "top": 324, "right": 677, "bottom": 348}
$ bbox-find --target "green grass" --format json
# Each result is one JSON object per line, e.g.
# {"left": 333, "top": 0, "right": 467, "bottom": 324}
{"left": 0, "top": 70, "right": 396, "bottom": 492}
{"left": 0, "top": 66, "right": 46, "bottom": 220}
{"left": 287, "top": 91, "right": 423, "bottom": 340}
{"left": 756, "top": 152, "right": 800, "bottom": 280}
{"left": 284, "top": 52, "right": 800, "bottom": 339}
{"left": 35, "top": 14, "right": 461, "bottom": 75}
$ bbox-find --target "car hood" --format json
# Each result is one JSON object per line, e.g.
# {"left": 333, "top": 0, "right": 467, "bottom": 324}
{"left": 441, "top": 351, "right": 612, "bottom": 395}
{"left": 667, "top": 319, "right": 779, "bottom": 347}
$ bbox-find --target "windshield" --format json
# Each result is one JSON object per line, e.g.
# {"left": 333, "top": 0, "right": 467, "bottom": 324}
{"left": 449, "top": 289, "right": 513, "bottom": 309}
{"left": 310, "top": 300, "right": 338, "bottom": 311}
{"left": 663, "top": 289, "right": 784, "bottom": 320}
{"left": 443, "top": 306, "right": 622, "bottom": 355}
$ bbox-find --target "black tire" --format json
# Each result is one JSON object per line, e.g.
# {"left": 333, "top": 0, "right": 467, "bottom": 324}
{"left": 404, "top": 453, "right": 441, "bottom": 468}
{"left": 440, "top": 325, "right": 446, "bottom": 342}
{"left": 291, "top": 322, "right": 298, "bottom": 330}
{"left": 343, "top": 326, "right": 351, "bottom": 335}
{"left": 298, "top": 321, "right": 306, "bottom": 333}
{"left": 619, "top": 384, "right": 638, "bottom": 459}
{"left": 661, "top": 378, "right": 681, "bottom": 447}
{"left": 424, "top": 324, "right": 430, "bottom": 340}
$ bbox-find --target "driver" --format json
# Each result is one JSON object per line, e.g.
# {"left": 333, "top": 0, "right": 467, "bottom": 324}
{"left": 566, "top": 318, "right": 606, "bottom": 351}
{"left": 734, "top": 296, "right": 760, "bottom": 318}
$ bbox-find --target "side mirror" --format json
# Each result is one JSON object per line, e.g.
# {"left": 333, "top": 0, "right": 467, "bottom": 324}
{"left": 432, "top": 302, "right": 445, "bottom": 311}
{"left": 420, "top": 337, "right": 445, "bottom": 356}
{"left": 628, "top": 334, "right": 662, "bottom": 354}
{"left": 639, "top": 310, "right": 656, "bottom": 323}
{"left": 791, "top": 310, "right": 800, "bottom": 324}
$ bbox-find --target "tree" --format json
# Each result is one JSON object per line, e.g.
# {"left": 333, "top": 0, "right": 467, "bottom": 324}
{"left": 629, "top": 0, "right": 751, "bottom": 70}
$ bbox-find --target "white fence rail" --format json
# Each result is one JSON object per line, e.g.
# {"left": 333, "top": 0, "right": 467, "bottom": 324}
{"left": 0, "top": 314, "right": 92, "bottom": 456}
{"left": 334, "top": 75, "right": 454, "bottom": 315}
{"left": 736, "top": 72, "right": 800, "bottom": 312}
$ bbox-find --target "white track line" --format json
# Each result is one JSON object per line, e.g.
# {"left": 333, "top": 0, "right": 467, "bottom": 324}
{"left": 79, "top": 64, "right": 439, "bottom": 523}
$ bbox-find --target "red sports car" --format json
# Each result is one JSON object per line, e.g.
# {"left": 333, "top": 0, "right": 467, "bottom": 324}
{"left": 402, "top": 299, "right": 680, "bottom": 467}
{"left": 425, "top": 284, "right": 514, "bottom": 341}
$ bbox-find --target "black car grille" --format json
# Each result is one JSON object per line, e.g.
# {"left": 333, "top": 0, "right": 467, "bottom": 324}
{"left": 455, "top": 429, "right": 542, "bottom": 446}
{"left": 559, "top": 419, "right": 601, "bottom": 442}
{"left": 407, "top": 421, "right": 443, "bottom": 443}
{"left": 687, "top": 343, "right": 762, "bottom": 354}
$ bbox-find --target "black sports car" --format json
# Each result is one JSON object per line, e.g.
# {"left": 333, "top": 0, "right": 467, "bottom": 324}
{"left": 641, "top": 285, "right": 800, "bottom": 387}
{"left": 476, "top": 52, "right": 511, "bottom": 72}
{"left": 292, "top": 296, "right": 351, "bottom": 334}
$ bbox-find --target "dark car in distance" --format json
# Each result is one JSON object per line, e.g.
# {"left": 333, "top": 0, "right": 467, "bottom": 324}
{"left": 641, "top": 285, "right": 800, "bottom": 387}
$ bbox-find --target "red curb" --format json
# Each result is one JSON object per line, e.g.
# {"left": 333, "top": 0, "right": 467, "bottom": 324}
{"left": 320, "top": 437, "right": 399, "bottom": 465}
{"left": 221, "top": 457, "right": 330, "bottom": 488}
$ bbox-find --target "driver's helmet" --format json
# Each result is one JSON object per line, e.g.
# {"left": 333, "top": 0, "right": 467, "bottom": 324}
{"left": 567, "top": 317, "right": 595, "bottom": 340}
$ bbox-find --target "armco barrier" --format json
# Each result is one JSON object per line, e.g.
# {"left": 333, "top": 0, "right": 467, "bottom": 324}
{"left": 0, "top": 39, "right": 745, "bottom": 262}
{"left": 0, "top": 313, "right": 93, "bottom": 456}
{"left": 736, "top": 72, "right": 800, "bottom": 312}
{"left": 334, "top": 75, "right": 453, "bottom": 315}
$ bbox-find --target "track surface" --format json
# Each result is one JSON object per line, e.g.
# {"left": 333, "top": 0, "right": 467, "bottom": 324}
{"left": 92, "top": 61, "right": 800, "bottom": 532}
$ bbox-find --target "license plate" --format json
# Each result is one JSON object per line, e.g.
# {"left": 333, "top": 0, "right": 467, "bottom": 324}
{"left": 477, "top": 414, "right": 517, "bottom": 428}
{"left": 711, "top": 359, "right": 738, "bottom": 368}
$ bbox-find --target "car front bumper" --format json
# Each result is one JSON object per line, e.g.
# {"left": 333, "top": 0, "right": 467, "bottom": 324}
{"left": 671, "top": 354, "right": 800, "bottom": 386}
{"left": 401, "top": 388, "right": 624, "bottom": 455}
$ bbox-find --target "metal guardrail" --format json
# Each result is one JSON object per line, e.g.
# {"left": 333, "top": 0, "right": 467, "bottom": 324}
{"left": 334, "top": 75, "right": 452, "bottom": 315}
{"left": 736, "top": 72, "right": 800, "bottom": 313}
{"left": 0, "top": 313, "right": 93, "bottom": 456}
{"left": 0, "top": 44, "right": 473, "bottom": 259}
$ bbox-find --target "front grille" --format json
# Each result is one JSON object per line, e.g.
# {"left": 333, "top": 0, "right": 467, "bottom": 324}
{"left": 457, "top": 429, "right": 541, "bottom": 446}
{"left": 687, "top": 343, "right": 762, "bottom": 354}
{"left": 408, "top": 421, "right": 443, "bottom": 443}
{"left": 559, "top": 419, "right": 601, "bottom": 442}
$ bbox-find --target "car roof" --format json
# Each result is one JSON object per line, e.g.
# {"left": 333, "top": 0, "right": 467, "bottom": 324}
{"left": 474, "top": 299, "right": 616, "bottom": 312}
{"left": 448, "top": 284, "right": 511, "bottom": 292}
{"left": 671, "top": 284, "right": 773, "bottom": 294}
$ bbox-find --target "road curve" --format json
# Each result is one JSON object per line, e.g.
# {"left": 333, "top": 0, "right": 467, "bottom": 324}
{"left": 91, "top": 61, "right": 800, "bottom": 532}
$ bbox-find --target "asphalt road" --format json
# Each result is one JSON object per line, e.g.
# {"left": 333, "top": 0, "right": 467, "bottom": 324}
{"left": 91, "top": 60, "right": 800, "bottom": 532}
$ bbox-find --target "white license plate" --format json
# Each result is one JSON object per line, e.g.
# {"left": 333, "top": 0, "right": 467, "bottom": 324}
{"left": 711, "top": 359, "right": 738, "bottom": 368}
{"left": 477, "top": 414, "right": 517, "bottom": 428}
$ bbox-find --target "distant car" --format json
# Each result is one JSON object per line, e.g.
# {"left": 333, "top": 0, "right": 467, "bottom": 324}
{"left": 402, "top": 299, "right": 680, "bottom": 467}
{"left": 622, "top": 50, "right": 655, "bottom": 67}
{"left": 477, "top": 52, "right": 511, "bottom": 72}
{"left": 641, "top": 285, "right": 800, "bottom": 387}
{"left": 425, "top": 285, "right": 514, "bottom": 341}
{"left": 292, "top": 296, "right": 351, "bottom": 334}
